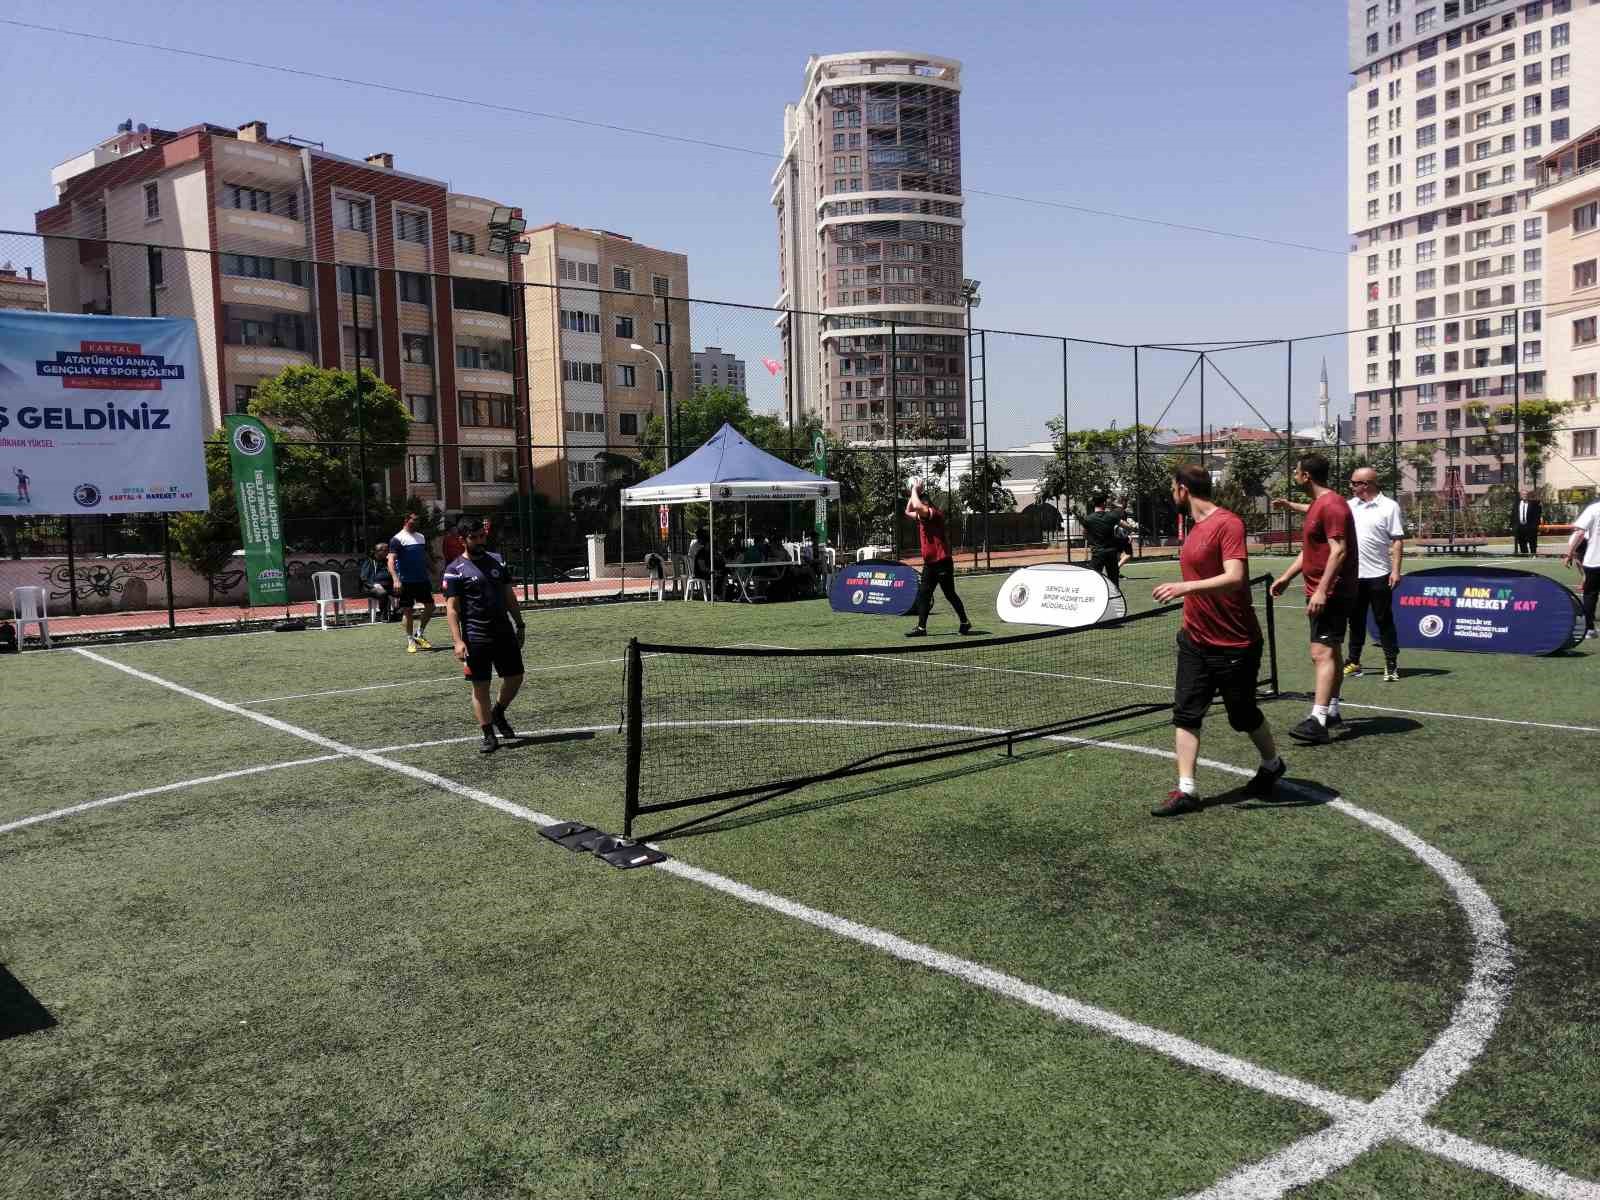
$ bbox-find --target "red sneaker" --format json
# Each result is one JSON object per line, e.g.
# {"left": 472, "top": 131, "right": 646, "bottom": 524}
{"left": 1151, "top": 789, "right": 1201, "bottom": 817}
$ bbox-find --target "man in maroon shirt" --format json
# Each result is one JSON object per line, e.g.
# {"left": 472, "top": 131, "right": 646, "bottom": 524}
{"left": 1270, "top": 453, "right": 1358, "bottom": 746}
{"left": 904, "top": 479, "right": 973, "bottom": 637}
{"left": 1150, "top": 464, "right": 1286, "bottom": 816}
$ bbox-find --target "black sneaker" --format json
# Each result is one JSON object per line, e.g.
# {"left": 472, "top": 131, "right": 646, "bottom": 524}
{"left": 957, "top": 623, "right": 976, "bottom": 635}
{"left": 1152, "top": 789, "right": 1202, "bottom": 817}
{"left": 479, "top": 729, "right": 499, "bottom": 754}
{"left": 905, "top": 626, "right": 927, "bottom": 637}
{"left": 1288, "top": 717, "right": 1330, "bottom": 745}
{"left": 1326, "top": 712, "right": 1346, "bottom": 736}
{"left": 1244, "top": 758, "right": 1288, "bottom": 799}
{"left": 492, "top": 710, "right": 517, "bottom": 740}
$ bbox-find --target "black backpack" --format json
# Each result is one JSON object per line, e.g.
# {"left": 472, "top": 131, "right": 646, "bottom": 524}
{"left": 0, "top": 622, "right": 17, "bottom": 653}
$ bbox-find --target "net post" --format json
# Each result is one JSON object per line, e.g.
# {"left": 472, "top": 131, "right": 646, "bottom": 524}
{"left": 623, "top": 637, "right": 644, "bottom": 838}
{"left": 1263, "top": 576, "right": 1279, "bottom": 697}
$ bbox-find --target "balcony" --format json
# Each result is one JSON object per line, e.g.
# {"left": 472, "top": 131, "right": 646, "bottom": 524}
{"left": 449, "top": 251, "right": 506, "bottom": 282}
{"left": 217, "top": 206, "right": 306, "bottom": 250}
{"left": 213, "top": 136, "right": 303, "bottom": 184}
{"left": 220, "top": 274, "right": 310, "bottom": 313}
{"left": 456, "top": 367, "right": 514, "bottom": 393}
{"left": 225, "top": 343, "right": 312, "bottom": 377}
{"left": 453, "top": 308, "right": 512, "bottom": 340}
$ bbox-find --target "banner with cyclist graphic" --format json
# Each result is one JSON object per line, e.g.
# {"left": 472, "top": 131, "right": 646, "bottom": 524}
{"left": 0, "top": 310, "right": 207, "bottom": 514}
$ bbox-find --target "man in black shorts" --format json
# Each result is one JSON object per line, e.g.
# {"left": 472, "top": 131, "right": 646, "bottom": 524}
{"left": 1270, "top": 453, "right": 1357, "bottom": 745}
{"left": 1079, "top": 492, "right": 1128, "bottom": 587}
{"left": 443, "top": 518, "right": 526, "bottom": 753}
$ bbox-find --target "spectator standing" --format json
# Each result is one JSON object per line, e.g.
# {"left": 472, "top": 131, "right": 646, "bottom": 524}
{"left": 1150, "top": 463, "right": 1285, "bottom": 817}
{"left": 905, "top": 479, "right": 973, "bottom": 636}
{"left": 1565, "top": 497, "right": 1600, "bottom": 639}
{"left": 388, "top": 511, "right": 437, "bottom": 653}
{"left": 1512, "top": 487, "right": 1543, "bottom": 557}
{"left": 1270, "top": 453, "right": 1358, "bottom": 745}
{"left": 444, "top": 518, "right": 526, "bottom": 753}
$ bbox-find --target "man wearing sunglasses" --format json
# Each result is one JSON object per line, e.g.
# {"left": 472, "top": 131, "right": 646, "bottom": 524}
{"left": 1278, "top": 467, "right": 1405, "bottom": 681}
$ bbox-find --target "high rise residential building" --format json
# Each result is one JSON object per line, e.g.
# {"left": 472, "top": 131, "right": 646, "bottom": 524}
{"left": 1346, "top": 0, "right": 1600, "bottom": 497}
{"left": 691, "top": 346, "right": 747, "bottom": 395}
{"left": 34, "top": 119, "right": 525, "bottom": 511}
{"left": 772, "top": 52, "right": 967, "bottom": 447}
{"left": 0, "top": 264, "right": 47, "bottom": 312}
{"left": 519, "top": 225, "right": 690, "bottom": 500}
{"left": 1534, "top": 123, "right": 1600, "bottom": 493}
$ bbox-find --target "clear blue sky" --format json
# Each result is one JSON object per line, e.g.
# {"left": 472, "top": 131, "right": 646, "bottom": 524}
{"left": 0, "top": 0, "right": 1356, "bottom": 446}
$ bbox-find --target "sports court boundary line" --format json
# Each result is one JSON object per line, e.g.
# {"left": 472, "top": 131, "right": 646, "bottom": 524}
{"left": 56, "top": 649, "right": 1600, "bottom": 1199}
{"left": 236, "top": 653, "right": 644, "bottom": 706}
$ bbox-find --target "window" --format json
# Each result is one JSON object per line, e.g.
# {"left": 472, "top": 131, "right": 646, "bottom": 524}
{"left": 1551, "top": 21, "right": 1569, "bottom": 46}
{"left": 653, "top": 321, "right": 669, "bottom": 345}
{"left": 614, "top": 315, "right": 635, "bottom": 339}
{"left": 619, "top": 412, "right": 639, "bottom": 436}
{"left": 1575, "top": 429, "right": 1598, "bottom": 457}
{"left": 1417, "top": 353, "right": 1437, "bottom": 374}
{"left": 231, "top": 384, "right": 255, "bottom": 414}
{"left": 560, "top": 309, "right": 600, "bottom": 333}
{"left": 564, "top": 410, "right": 605, "bottom": 434}
{"left": 1524, "top": 62, "right": 1542, "bottom": 85}
{"left": 1369, "top": 116, "right": 1381, "bottom": 137}
{"left": 1369, "top": 144, "right": 1380, "bottom": 166}
{"left": 1575, "top": 373, "right": 1597, "bottom": 402}
{"left": 457, "top": 392, "right": 513, "bottom": 428}
{"left": 449, "top": 231, "right": 476, "bottom": 254}
{"left": 1417, "top": 124, "right": 1437, "bottom": 147}
{"left": 396, "top": 211, "right": 429, "bottom": 244}
{"left": 561, "top": 360, "right": 603, "bottom": 384}
{"left": 1418, "top": 411, "right": 1439, "bottom": 431}
{"left": 398, "top": 271, "right": 431, "bottom": 306}
{"left": 1417, "top": 325, "right": 1437, "bottom": 347}
{"left": 407, "top": 454, "right": 437, "bottom": 484}
{"left": 1416, "top": 96, "right": 1437, "bottom": 119}
{"left": 616, "top": 364, "right": 636, "bottom": 388}
{"left": 1417, "top": 268, "right": 1437, "bottom": 289}
{"left": 1417, "top": 153, "right": 1437, "bottom": 177}
{"left": 337, "top": 265, "right": 375, "bottom": 295}
{"left": 405, "top": 394, "right": 434, "bottom": 423}
{"left": 336, "top": 196, "right": 370, "bottom": 232}
{"left": 456, "top": 342, "right": 511, "bottom": 371}
{"left": 1524, "top": 310, "right": 1543, "bottom": 333}
{"left": 1575, "top": 260, "right": 1598, "bottom": 290}
{"left": 1576, "top": 317, "right": 1598, "bottom": 347}
{"left": 652, "top": 275, "right": 670, "bottom": 297}
{"left": 1524, "top": 217, "right": 1542, "bottom": 240}
{"left": 148, "top": 249, "right": 164, "bottom": 288}
{"left": 1575, "top": 203, "right": 1598, "bottom": 234}
{"left": 402, "top": 334, "right": 432, "bottom": 365}
{"left": 1368, "top": 253, "right": 1380, "bottom": 275}
{"left": 1368, "top": 199, "right": 1381, "bottom": 220}
{"left": 341, "top": 325, "right": 377, "bottom": 358}
{"left": 1552, "top": 118, "right": 1570, "bottom": 143}
{"left": 226, "top": 183, "right": 275, "bottom": 213}
{"left": 1551, "top": 86, "right": 1570, "bottom": 112}
{"left": 559, "top": 258, "right": 600, "bottom": 285}
{"left": 220, "top": 254, "right": 303, "bottom": 285}
{"left": 1417, "top": 182, "right": 1437, "bottom": 205}
{"left": 1524, "top": 31, "right": 1542, "bottom": 53}
{"left": 1524, "top": 249, "right": 1542, "bottom": 272}
{"left": 1367, "top": 415, "right": 1382, "bottom": 436}
{"left": 1369, "top": 170, "right": 1381, "bottom": 194}
{"left": 1551, "top": 53, "right": 1569, "bottom": 79}
{"left": 1417, "top": 239, "right": 1437, "bottom": 262}
{"left": 461, "top": 452, "right": 486, "bottom": 484}
{"left": 1525, "top": 126, "right": 1542, "bottom": 149}
{"left": 613, "top": 267, "right": 633, "bottom": 291}
{"left": 143, "top": 182, "right": 160, "bottom": 220}
{"left": 1525, "top": 279, "right": 1543, "bottom": 303}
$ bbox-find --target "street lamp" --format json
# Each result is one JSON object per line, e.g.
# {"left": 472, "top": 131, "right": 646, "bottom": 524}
{"left": 488, "top": 208, "right": 532, "bottom": 592}
{"left": 629, "top": 342, "right": 671, "bottom": 467}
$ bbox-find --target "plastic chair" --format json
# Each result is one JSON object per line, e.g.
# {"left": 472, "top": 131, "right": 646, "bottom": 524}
{"left": 311, "top": 570, "right": 345, "bottom": 630}
{"left": 12, "top": 586, "right": 50, "bottom": 649}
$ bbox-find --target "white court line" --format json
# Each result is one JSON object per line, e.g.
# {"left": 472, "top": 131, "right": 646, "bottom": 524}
{"left": 0, "top": 754, "right": 342, "bottom": 836}
{"left": 238, "top": 654, "right": 649, "bottom": 706}
{"left": 55, "top": 652, "right": 1600, "bottom": 1198}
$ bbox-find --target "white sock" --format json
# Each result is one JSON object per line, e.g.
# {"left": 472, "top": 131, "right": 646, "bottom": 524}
{"left": 1328, "top": 697, "right": 1341, "bottom": 718}
{"left": 1312, "top": 705, "right": 1328, "bottom": 726}
{"left": 1177, "top": 776, "right": 1198, "bottom": 796}
{"left": 1261, "top": 755, "right": 1283, "bottom": 772}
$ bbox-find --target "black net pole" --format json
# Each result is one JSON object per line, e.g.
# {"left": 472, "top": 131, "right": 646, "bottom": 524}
{"left": 1263, "top": 574, "right": 1279, "bottom": 696}
{"left": 1061, "top": 338, "right": 1071, "bottom": 563}
{"left": 1389, "top": 324, "right": 1400, "bottom": 497}
{"left": 1284, "top": 341, "right": 1295, "bottom": 549}
{"left": 162, "top": 513, "right": 177, "bottom": 630}
{"left": 890, "top": 319, "right": 900, "bottom": 560}
{"left": 1132, "top": 346, "right": 1141, "bottom": 556}
{"left": 623, "top": 637, "right": 643, "bottom": 839}
{"left": 1513, "top": 305, "right": 1522, "bottom": 493}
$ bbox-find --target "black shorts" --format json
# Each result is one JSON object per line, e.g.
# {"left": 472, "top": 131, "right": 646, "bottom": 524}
{"left": 1308, "top": 595, "right": 1350, "bottom": 647}
{"left": 395, "top": 581, "right": 434, "bottom": 608}
{"left": 1172, "top": 631, "right": 1264, "bottom": 734}
{"left": 462, "top": 636, "right": 524, "bottom": 684}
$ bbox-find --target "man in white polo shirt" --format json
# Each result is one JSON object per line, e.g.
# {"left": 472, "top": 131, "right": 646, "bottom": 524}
{"left": 1563, "top": 496, "right": 1600, "bottom": 639}
{"left": 1275, "top": 465, "right": 1406, "bottom": 680}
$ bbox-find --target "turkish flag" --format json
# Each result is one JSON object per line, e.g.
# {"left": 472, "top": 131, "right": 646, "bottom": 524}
{"left": 762, "top": 357, "right": 783, "bottom": 376}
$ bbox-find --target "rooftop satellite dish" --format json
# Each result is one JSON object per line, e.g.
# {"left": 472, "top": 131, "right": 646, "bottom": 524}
{"left": 136, "top": 123, "right": 149, "bottom": 134}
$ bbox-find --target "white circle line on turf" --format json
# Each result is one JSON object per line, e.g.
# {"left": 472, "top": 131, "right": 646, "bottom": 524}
{"left": 235, "top": 653, "right": 642, "bottom": 706}
{"left": 58, "top": 649, "right": 1594, "bottom": 1200}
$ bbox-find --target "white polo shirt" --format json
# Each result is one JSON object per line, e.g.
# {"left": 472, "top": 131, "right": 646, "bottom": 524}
{"left": 1571, "top": 502, "right": 1600, "bottom": 569}
{"left": 1349, "top": 492, "right": 1407, "bottom": 579}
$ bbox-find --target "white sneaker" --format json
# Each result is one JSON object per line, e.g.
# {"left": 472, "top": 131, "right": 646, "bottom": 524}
{"left": 1586, "top": 630, "right": 1597, "bottom": 641}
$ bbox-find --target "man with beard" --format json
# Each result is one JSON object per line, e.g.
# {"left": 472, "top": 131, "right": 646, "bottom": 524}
{"left": 1149, "top": 463, "right": 1285, "bottom": 816}
{"left": 443, "top": 517, "right": 526, "bottom": 753}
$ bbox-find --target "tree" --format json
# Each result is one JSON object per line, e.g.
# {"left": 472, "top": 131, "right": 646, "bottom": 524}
{"left": 958, "top": 454, "right": 1016, "bottom": 516}
{"left": 1221, "top": 436, "right": 1279, "bottom": 499}
{"left": 1492, "top": 398, "right": 1572, "bottom": 485}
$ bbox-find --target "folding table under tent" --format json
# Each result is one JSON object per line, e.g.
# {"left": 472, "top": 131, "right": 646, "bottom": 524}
{"left": 620, "top": 422, "right": 841, "bottom": 601}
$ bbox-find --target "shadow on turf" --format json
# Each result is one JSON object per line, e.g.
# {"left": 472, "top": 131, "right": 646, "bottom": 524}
{"left": 1329, "top": 715, "right": 1423, "bottom": 742}
{"left": 0, "top": 965, "right": 57, "bottom": 1041}
{"left": 1219, "top": 778, "right": 1339, "bottom": 812}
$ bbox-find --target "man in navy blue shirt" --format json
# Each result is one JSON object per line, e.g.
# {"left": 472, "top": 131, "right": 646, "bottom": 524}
{"left": 387, "top": 511, "right": 437, "bottom": 653}
{"left": 443, "top": 517, "right": 526, "bottom": 753}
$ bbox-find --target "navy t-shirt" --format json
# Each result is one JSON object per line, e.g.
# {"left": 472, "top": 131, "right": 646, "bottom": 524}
{"left": 443, "top": 550, "right": 515, "bottom": 643}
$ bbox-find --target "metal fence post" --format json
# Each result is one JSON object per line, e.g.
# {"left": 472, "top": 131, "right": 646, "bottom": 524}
{"left": 162, "top": 513, "right": 177, "bottom": 630}
{"left": 65, "top": 516, "right": 79, "bottom": 617}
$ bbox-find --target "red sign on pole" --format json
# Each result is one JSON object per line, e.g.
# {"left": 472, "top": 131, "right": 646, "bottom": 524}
{"left": 658, "top": 504, "right": 670, "bottom": 540}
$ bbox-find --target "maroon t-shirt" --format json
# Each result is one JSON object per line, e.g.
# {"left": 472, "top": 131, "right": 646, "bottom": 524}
{"left": 917, "top": 505, "right": 951, "bottom": 564}
{"left": 1302, "top": 490, "right": 1359, "bottom": 599}
{"left": 1178, "top": 507, "right": 1261, "bottom": 649}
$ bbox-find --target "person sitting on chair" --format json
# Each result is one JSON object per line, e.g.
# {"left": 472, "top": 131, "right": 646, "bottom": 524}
{"left": 360, "top": 542, "right": 394, "bottom": 620}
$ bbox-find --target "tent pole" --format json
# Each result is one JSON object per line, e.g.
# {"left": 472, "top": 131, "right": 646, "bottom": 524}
{"left": 619, "top": 498, "right": 627, "bottom": 601}
{"left": 708, "top": 496, "right": 716, "bottom": 604}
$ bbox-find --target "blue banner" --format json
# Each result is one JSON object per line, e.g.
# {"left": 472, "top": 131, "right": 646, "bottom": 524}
{"left": 1376, "top": 567, "right": 1583, "bottom": 655}
{"left": 830, "top": 561, "right": 920, "bottom": 615}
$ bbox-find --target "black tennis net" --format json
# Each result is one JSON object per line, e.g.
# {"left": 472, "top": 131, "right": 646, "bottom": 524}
{"left": 621, "top": 574, "right": 1279, "bottom": 839}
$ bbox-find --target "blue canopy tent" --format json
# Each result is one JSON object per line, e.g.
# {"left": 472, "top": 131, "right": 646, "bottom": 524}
{"left": 620, "top": 423, "right": 839, "bottom": 597}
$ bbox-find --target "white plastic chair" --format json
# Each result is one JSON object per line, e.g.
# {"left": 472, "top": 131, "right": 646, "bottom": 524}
{"left": 311, "top": 570, "right": 345, "bottom": 630}
{"left": 675, "top": 553, "right": 710, "bottom": 602}
{"left": 12, "top": 586, "right": 50, "bottom": 649}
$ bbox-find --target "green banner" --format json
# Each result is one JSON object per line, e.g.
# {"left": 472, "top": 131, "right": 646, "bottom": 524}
{"left": 225, "top": 415, "right": 287, "bottom": 607}
{"left": 812, "top": 431, "right": 828, "bottom": 545}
